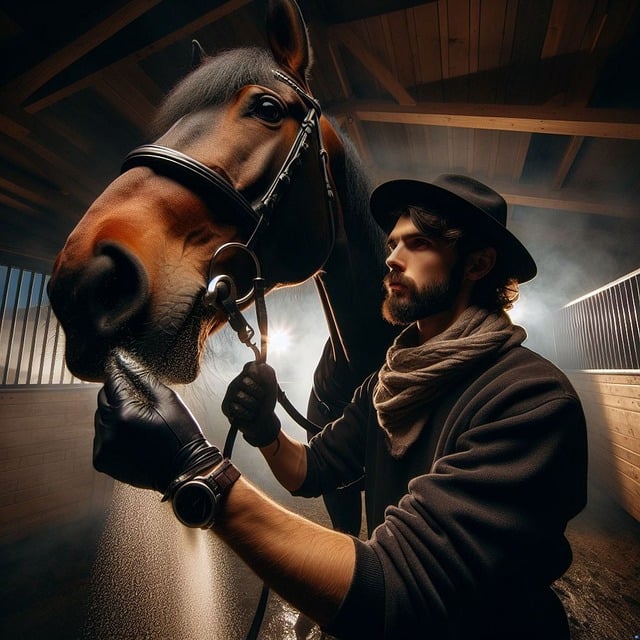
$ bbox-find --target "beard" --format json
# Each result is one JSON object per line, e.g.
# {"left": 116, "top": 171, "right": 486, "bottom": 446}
{"left": 382, "top": 264, "right": 464, "bottom": 326}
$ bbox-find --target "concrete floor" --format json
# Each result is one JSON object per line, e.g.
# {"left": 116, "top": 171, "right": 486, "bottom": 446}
{"left": 1, "top": 479, "right": 639, "bottom": 639}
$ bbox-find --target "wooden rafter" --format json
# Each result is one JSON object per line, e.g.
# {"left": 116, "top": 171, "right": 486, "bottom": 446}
{"left": 502, "top": 188, "right": 637, "bottom": 219}
{"left": 373, "top": 167, "right": 637, "bottom": 218}
{"left": 335, "top": 101, "right": 640, "bottom": 140}
{"left": 552, "top": 136, "right": 585, "bottom": 189}
{"left": 0, "top": 0, "right": 163, "bottom": 107}
{"left": 21, "top": 0, "right": 253, "bottom": 114}
{"left": 330, "top": 24, "right": 417, "bottom": 106}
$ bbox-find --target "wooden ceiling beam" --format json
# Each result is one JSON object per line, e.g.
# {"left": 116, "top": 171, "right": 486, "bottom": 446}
{"left": 334, "top": 101, "right": 640, "bottom": 139}
{"left": 23, "top": 0, "right": 253, "bottom": 114}
{"left": 93, "top": 63, "right": 161, "bottom": 133}
{"left": 330, "top": 25, "right": 417, "bottom": 106}
{"left": 1, "top": 0, "right": 163, "bottom": 107}
{"left": 502, "top": 188, "right": 636, "bottom": 219}
{"left": 323, "top": 30, "right": 376, "bottom": 167}
{"left": 372, "top": 167, "right": 637, "bottom": 218}
{"left": 552, "top": 135, "right": 584, "bottom": 189}
{"left": 0, "top": 134, "right": 99, "bottom": 213}
{"left": 0, "top": 191, "right": 39, "bottom": 215}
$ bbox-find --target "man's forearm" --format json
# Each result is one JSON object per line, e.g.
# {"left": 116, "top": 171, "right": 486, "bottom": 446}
{"left": 259, "top": 430, "right": 308, "bottom": 491}
{"left": 213, "top": 477, "right": 355, "bottom": 625}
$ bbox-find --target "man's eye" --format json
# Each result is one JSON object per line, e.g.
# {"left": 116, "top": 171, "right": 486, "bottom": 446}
{"left": 408, "top": 237, "right": 433, "bottom": 250}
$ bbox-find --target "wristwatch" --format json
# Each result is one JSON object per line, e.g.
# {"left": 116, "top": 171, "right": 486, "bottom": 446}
{"left": 171, "top": 458, "right": 241, "bottom": 529}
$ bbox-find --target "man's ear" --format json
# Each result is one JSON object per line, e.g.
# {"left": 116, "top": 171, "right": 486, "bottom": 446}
{"left": 465, "top": 247, "right": 496, "bottom": 281}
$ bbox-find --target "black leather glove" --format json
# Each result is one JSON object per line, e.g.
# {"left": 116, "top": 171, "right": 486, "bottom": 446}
{"left": 221, "top": 361, "right": 281, "bottom": 447}
{"left": 93, "top": 350, "right": 221, "bottom": 493}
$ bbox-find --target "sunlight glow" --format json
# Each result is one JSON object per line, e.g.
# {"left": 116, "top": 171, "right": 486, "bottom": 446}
{"left": 268, "top": 326, "right": 292, "bottom": 355}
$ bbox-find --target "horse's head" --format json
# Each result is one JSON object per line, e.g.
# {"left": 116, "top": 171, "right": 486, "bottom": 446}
{"left": 48, "top": 0, "right": 346, "bottom": 384}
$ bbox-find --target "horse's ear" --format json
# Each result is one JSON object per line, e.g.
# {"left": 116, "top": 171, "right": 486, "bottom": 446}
{"left": 191, "top": 39, "right": 207, "bottom": 68}
{"left": 266, "top": 0, "right": 312, "bottom": 84}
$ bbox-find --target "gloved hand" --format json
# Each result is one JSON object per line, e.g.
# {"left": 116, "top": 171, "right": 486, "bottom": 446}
{"left": 93, "top": 350, "right": 221, "bottom": 493}
{"left": 221, "top": 361, "right": 281, "bottom": 447}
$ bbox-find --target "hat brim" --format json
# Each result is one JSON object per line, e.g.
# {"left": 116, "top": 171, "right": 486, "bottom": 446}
{"left": 370, "top": 179, "right": 537, "bottom": 283}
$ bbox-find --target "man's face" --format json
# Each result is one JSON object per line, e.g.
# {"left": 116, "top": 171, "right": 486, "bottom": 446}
{"left": 382, "top": 214, "right": 463, "bottom": 325}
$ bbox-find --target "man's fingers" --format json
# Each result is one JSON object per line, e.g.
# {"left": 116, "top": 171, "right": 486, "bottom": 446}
{"left": 226, "top": 400, "right": 255, "bottom": 423}
{"left": 245, "top": 362, "right": 277, "bottom": 388}
{"left": 240, "top": 373, "right": 266, "bottom": 399}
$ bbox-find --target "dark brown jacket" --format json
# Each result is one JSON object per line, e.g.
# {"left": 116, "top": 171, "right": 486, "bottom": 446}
{"left": 296, "top": 345, "right": 588, "bottom": 639}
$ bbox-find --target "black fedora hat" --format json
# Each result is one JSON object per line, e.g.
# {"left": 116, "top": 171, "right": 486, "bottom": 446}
{"left": 370, "top": 174, "right": 537, "bottom": 283}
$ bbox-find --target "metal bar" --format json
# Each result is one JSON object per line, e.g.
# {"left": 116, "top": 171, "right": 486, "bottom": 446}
{"left": 48, "top": 319, "right": 62, "bottom": 384}
{"left": 628, "top": 275, "right": 640, "bottom": 368}
{"left": 0, "top": 265, "right": 10, "bottom": 381}
{"left": 26, "top": 273, "right": 46, "bottom": 384}
{"left": 2, "top": 268, "right": 21, "bottom": 385}
{"left": 38, "top": 277, "right": 55, "bottom": 385}
{"left": 14, "top": 270, "right": 35, "bottom": 384}
{"left": 559, "top": 269, "right": 640, "bottom": 372}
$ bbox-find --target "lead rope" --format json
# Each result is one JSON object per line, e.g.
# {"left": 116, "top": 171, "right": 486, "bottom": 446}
{"left": 204, "top": 267, "right": 321, "bottom": 640}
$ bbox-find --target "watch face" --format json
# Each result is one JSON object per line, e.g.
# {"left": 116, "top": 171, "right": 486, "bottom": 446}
{"left": 173, "top": 481, "right": 217, "bottom": 528}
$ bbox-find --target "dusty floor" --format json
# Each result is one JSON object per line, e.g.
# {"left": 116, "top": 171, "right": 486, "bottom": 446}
{"left": 554, "top": 481, "right": 640, "bottom": 640}
{"left": 1, "top": 479, "right": 639, "bottom": 639}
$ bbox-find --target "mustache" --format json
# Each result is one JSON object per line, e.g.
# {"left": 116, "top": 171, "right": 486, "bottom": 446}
{"left": 384, "top": 271, "right": 415, "bottom": 288}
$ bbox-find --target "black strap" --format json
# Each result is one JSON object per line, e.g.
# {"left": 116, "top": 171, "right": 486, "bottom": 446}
{"left": 122, "top": 145, "right": 259, "bottom": 227}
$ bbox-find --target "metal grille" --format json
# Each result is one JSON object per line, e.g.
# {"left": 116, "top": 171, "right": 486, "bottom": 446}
{"left": 0, "top": 264, "right": 83, "bottom": 386}
{"left": 554, "top": 268, "right": 640, "bottom": 372}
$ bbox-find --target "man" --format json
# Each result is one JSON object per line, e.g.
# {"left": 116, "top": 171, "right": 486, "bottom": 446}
{"left": 94, "top": 174, "right": 588, "bottom": 639}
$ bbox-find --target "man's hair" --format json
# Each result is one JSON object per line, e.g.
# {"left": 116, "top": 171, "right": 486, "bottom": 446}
{"left": 403, "top": 205, "right": 520, "bottom": 311}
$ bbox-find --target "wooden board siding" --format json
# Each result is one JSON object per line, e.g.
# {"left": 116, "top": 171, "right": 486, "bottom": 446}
{"left": 0, "top": 385, "right": 112, "bottom": 543}
{"left": 568, "top": 371, "right": 640, "bottom": 522}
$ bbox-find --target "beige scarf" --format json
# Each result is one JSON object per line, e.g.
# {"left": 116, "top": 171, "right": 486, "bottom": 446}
{"left": 373, "top": 306, "right": 526, "bottom": 458}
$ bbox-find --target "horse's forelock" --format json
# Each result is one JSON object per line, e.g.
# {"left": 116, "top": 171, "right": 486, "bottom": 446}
{"left": 152, "top": 47, "right": 277, "bottom": 137}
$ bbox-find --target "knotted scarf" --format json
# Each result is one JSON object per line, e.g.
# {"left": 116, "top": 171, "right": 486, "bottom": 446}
{"left": 373, "top": 306, "right": 527, "bottom": 458}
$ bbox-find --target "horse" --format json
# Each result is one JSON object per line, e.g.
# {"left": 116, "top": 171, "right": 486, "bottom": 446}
{"left": 47, "top": 0, "right": 397, "bottom": 535}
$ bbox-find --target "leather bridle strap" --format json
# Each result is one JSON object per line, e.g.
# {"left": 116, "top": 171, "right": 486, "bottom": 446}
{"left": 121, "top": 145, "right": 260, "bottom": 229}
{"left": 120, "top": 69, "right": 335, "bottom": 258}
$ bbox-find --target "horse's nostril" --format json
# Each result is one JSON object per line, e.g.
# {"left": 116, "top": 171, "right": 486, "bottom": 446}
{"left": 77, "top": 241, "right": 149, "bottom": 337}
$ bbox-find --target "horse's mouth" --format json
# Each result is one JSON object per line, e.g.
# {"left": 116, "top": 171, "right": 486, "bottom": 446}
{"left": 63, "top": 295, "right": 216, "bottom": 384}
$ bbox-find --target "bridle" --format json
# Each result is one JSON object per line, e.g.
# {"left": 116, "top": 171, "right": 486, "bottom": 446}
{"left": 120, "top": 68, "right": 337, "bottom": 639}
{"left": 121, "top": 68, "right": 337, "bottom": 306}
{"left": 119, "top": 67, "right": 336, "bottom": 640}
{"left": 121, "top": 66, "right": 329, "bottom": 430}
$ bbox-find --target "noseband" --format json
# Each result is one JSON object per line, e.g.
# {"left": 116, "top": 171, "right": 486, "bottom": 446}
{"left": 120, "top": 69, "right": 337, "bottom": 304}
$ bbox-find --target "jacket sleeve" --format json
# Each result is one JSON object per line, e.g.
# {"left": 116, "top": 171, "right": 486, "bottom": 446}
{"left": 325, "top": 372, "right": 588, "bottom": 639}
{"left": 292, "top": 374, "right": 377, "bottom": 498}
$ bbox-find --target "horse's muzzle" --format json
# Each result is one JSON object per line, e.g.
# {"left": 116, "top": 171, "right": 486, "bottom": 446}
{"left": 48, "top": 241, "right": 150, "bottom": 379}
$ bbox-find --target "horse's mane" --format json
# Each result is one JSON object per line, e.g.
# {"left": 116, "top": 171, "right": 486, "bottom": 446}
{"left": 152, "top": 47, "right": 279, "bottom": 137}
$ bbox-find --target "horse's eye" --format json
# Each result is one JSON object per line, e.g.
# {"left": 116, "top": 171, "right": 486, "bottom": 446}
{"left": 253, "top": 96, "right": 284, "bottom": 123}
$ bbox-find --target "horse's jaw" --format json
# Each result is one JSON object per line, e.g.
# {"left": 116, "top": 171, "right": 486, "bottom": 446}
{"left": 58, "top": 298, "right": 217, "bottom": 385}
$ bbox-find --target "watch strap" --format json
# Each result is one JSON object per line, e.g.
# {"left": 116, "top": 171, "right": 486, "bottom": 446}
{"left": 205, "top": 458, "right": 241, "bottom": 496}
{"left": 161, "top": 447, "right": 223, "bottom": 502}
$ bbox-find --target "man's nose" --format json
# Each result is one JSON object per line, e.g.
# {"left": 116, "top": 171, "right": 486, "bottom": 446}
{"left": 385, "top": 244, "right": 405, "bottom": 271}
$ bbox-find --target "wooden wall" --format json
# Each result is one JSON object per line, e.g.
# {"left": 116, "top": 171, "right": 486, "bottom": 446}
{"left": 0, "top": 385, "right": 113, "bottom": 543}
{"left": 568, "top": 372, "right": 640, "bottom": 523}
